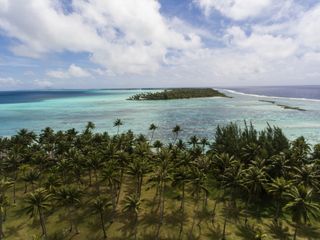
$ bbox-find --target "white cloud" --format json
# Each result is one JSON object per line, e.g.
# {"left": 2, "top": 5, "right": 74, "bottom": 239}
{"left": 68, "top": 64, "right": 92, "bottom": 78}
{"left": 24, "top": 70, "right": 35, "bottom": 76}
{"left": 0, "top": 0, "right": 320, "bottom": 88}
{"left": 225, "top": 26, "right": 298, "bottom": 59}
{"left": 33, "top": 79, "right": 53, "bottom": 88}
{"left": 0, "top": 77, "right": 21, "bottom": 87}
{"left": 194, "top": 0, "right": 273, "bottom": 20}
{"left": 46, "top": 64, "right": 92, "bottom": 79}
{"left": 0, "top": 0, "right": 201, "bottom": 74}
{"left": 296, "top": 4, "right": 320, "bottom": 51}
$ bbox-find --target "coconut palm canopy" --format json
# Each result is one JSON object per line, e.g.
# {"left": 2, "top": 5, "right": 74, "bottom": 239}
{"left": 0, "top": 121, "right": 320, "bottom": 239}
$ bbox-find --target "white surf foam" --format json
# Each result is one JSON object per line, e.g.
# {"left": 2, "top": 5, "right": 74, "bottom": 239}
{"left": 220, "top": 89, "right": 320, "bottom": 102}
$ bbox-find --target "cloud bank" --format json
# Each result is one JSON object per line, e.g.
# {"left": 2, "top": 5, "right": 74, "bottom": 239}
{"left": 0, "top": 0, "right": 319, "bottom": 88}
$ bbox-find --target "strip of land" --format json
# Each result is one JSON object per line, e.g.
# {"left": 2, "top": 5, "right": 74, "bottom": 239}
{"left": 259, "top": 99, "right": 306, "bottom": 111}
{"left": 128, "top": 88, "right": 229, "bottom": 100}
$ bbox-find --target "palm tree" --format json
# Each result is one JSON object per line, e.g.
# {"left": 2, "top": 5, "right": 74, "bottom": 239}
{"left": 290, "top": 136, "right": 310, "bottom": 163}
{"left": 55, "top": 186, "right": 82, "bottom": 234}
{"left": 149, "top": 123, "right": 158, "bottom": 142}
{"left": 176, "top": 139, "right": 186, "bottom": 151}
{"left": 153, "top": 140, "right": 163, "bottom": 153}
{"left": 284, "top": 185, "right": 320, "bottom": 240}
{"left": 113, "top": 151, "right": 129, "bottom": 206}
{"left": 21, "top": 169, "right": 40, "bottom": 192}
{"left": 172, "top": 166, "right": 190, "bottom": 211}
{"left": 221, "top": 203, "right": 241, "bottom": 240}
{"left": 266, "top": 177, "right": 292, "bottom": 221}
{"left": 127, "top": 158, "right": 149, "bottom": 198}
{"left": 212, "top": 153, "right": 237, "bottom": 179}
{"left": 15, "top": 128, "right": 37, "bottom": 146}
{"left": 39, "top": 127, "right": 56, "bottom": 159}
{"left": 269, "top": 152, "right": 291, "bottom": 178}
{"left": 242, "top": 165, "right": 268, "bottom": 206}
{"left": 4, "top": 150, "right": 21, "bottom": 203}
{"left": 188, "top": 135, "right": 199, "bottom": 149}
{"left": 291, "top": 164, "right": 320, "bottom": 189}
{"left": 56, "top": 158, "right": 72, "bottom": 185}
{"left": 114, "top": 119, "right": 123, "bottom": 135}
{"left": 153, "top": 150, "right": 172, "bottom": 239}
{"left": 172, "top": 125, "right": 182, "bottom": 143}
{"left": 200, "top": 137, "right": 209, "bottom": 153}
{"left": 172, "top": 166, "right": 190, "bottom": 239}
{"left": 0, "top": 179, "right": 13, "bottom": 240}
{"left": 221, "top": 161, "right": 243, "bottom": 207}
{"left": 87, "top": 152, "right": 104, "bottom": 191}
{"left": 44, "top": 174, "right": 61, "bottom": 193}
{"left": 24, "top": 188, "right": 51, "bottom": 238}
{"left": 91, "top": 197, "right": 112, "bottom": 239}
{"left": 84, "top": 121, "right": 95, "bottom": 135}
{"left": 312, "top": 143, "right": 320, "bottom": 160}
{"left": 188, "top": 167, "right": 208, "bottom": 238}
{"left": 101, "top": 164, "right": 120, "bottom": 211}
{"left": 0, "top": 195, "right": 9, "bottom": 240}
{"left": 123, "top": 194, "right": 141, "bottom": 240}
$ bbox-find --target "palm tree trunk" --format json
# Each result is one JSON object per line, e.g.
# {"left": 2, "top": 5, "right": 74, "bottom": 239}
{"left": 24, "top": 182, "right": 28, "bottom": 193}
{"left": 94, "top": 170, "right": 100, "bottom": 193}
{"left": 154, "top": 182, "right": 163, "bottom": 213}
{"left": 136, "top": 176, "right": 140, "bottom": 197}
{"left": 89, "top": 169, "right": 92, "bottom": 186}
{"left": 0, "top": 210, "right": 4, "bottom": 240}
{"left": 13, "top": 173, "right": 17, "bottom": 203}
{"left": 138, "top": 175, "right": 143, "bottom": 198}
{"left": 38, "top": 209, "right": 47, "bottom": 238}
{"left": 189, "top": 197, "right": 199, "bottom": 239}
{"left": 275, "top": 202, "right": 280, "bottom": 220}
{"left": 68, "top": 208, "right": 73, "bottom": 233}
{"left": 13, "top": 183, "right": 16, "bottom": 204}
{"left": 100, "top": 212, "right": 107, "bottom": 239}
{"left": 222, "top": 218, "right": 227, "bottom": 240}
{"left": 116, "top": 170, "right": 124, "bottom": 206}
{"left": 293, "top": 225, "right": 297, "bottom": 240}
{"left": 134, "top": 212, "right": 138, "bottom": 240}
{"left": 203, "top": 191, "right": 208, "bottom": 210}
{"left": 152, "top": 184, "right": 160, "bottom": 212}
{"left": 111, "top": 184, "right": 116, "bottom": 212}
{"left": 3, "top": 208, "right": 6, "bottom": 222}
{"left": 178, "top": 184, "right": 185, "bottom": 240}
{"left": 156, "top": 180, "right": 165, "bottom": 240}
{"left": 180, "top": 183, "right": 185, "bottom": 211}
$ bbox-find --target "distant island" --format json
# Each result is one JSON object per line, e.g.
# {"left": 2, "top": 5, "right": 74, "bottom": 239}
{"left": 259, "top": 100, "right": 306, "bottom": 111}
{"left": 128, "top": 88, "right": 228, "bottom": 100}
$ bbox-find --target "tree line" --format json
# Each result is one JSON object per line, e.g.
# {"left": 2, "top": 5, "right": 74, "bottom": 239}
{"left": 127, "top": 88, "right": 227, "bottom": 100}
{"left": 0, "top": 120, "right": 320, "bottom": 239}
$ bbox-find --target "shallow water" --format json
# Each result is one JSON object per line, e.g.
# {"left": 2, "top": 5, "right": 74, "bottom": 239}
{"left": 0, "top": 89, "right": 320, "bottom": 144}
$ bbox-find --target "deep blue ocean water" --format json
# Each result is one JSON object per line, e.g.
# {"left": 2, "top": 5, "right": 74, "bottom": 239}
{"left": 0, "top": 86, "right": 320, "bottom": 144}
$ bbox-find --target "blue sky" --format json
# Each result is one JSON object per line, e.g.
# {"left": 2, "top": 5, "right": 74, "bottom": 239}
{"left": 0, "top": 0, "right": 320, "bottom": 90}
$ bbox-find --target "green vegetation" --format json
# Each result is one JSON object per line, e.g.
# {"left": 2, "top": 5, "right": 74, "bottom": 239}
{"left": 128, "top": 88, "right": 228, "bottom": 100}
{"left": 276, "top": 104, "right": 306, "bottom": 111}
{"left": 259, "top": 100, "right": 306, "bottom": 111}
{"left": 259, "top": 100, "right": 276, "bottom": 104}
{"left": 1, "top": 122, "right": 320, "bottom": 239}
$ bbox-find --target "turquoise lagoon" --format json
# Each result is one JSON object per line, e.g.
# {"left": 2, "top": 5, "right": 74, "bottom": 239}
{"left": 1, "top": 89, "right": 320, "bottom": 144}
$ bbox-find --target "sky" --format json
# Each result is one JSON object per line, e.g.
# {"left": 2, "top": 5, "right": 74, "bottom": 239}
{"left": 0, "top": 0, "right": 320, "bottom": 90}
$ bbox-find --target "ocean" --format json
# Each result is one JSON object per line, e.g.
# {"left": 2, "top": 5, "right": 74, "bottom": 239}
{"left": 0, "top": 86, "right": 320, "bottom": 144}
